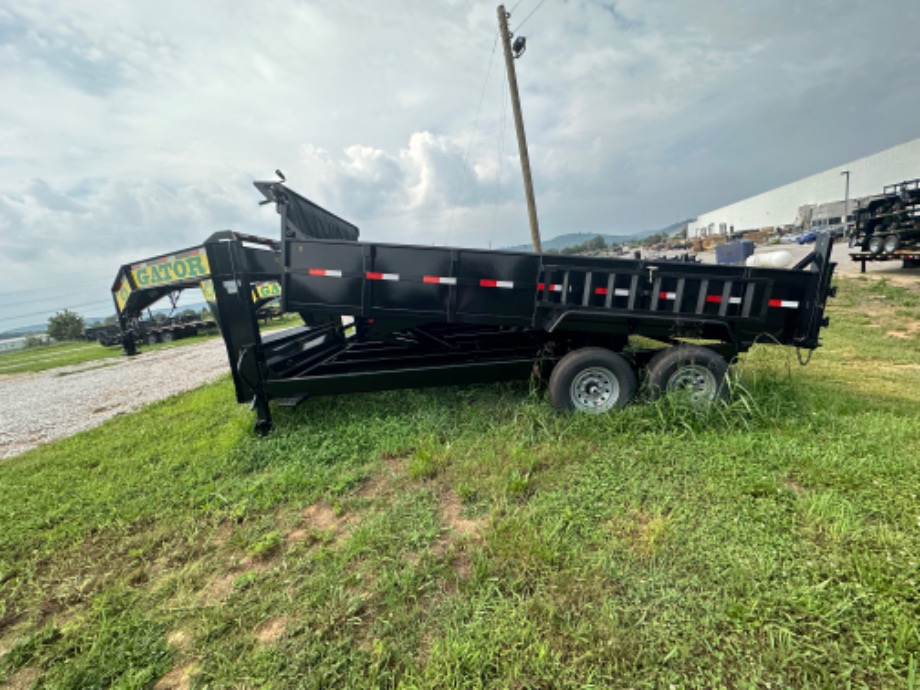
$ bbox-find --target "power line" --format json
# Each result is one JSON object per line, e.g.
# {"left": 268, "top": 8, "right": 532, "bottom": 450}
{"left": 0, "top": 299, "right": 115, "bottom": 323}
{"left": 513, "top": 0, "right": 548, "bottom": 32}
{"left": 444, "top": 30, "right": 501, "bottom": 247}
{"left": 0, "top": 288, "right": 112, "bottom": 307}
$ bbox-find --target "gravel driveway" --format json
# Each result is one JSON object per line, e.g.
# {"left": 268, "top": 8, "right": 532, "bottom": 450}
{"left": 0, "top": 339, "right": 231, "bottom": 460}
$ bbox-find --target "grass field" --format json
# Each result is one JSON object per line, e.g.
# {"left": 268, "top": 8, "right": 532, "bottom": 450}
{"left": 0, "top": 316, "right": 300, "bottom": 376}
{"left": 0, "top": 277, "right": 918, "bottom": 689}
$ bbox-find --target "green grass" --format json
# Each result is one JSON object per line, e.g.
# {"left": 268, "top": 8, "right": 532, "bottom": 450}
{"left": 0, "top": 315, "right": 301, "bottom": 376}
{"left": 0, "top": 341, "right": 124, "bottom": 375}
{"left": 1, "top": 277, "right": 918, "bottom": 688}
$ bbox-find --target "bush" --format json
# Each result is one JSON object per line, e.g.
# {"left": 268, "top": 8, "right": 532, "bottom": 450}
{"left": 47, "top": 309, "right": 85, "bottom": 341}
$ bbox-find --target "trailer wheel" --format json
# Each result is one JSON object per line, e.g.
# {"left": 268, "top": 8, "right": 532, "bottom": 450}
{"left": 162, "top": 331, "right": 175, "bottom": 342}
{"left": 147, "top": 333, "right": 160, "bottom": 345}
{"left": 645, "top": 345, "right": 728, "bottom": 403}
{"left": 548, "top": 348, "right": 637, "bottom": 413}
{"left": 883, "top": 234, "right": 900, "bottom": 254}
{"left": 868, "top": 235, "right": 885, "bottom": 255}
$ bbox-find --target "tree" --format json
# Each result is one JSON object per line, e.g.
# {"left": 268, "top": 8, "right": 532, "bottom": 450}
{"left": 47, "top": 309, "right": 85, "bottom": 341}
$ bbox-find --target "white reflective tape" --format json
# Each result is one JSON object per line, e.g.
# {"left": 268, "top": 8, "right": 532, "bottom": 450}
{"left": 496, "top": 280, "right": 514, "bottom": 289}
{"left": 615, "top": 288, "right": 630, "bottom": 297}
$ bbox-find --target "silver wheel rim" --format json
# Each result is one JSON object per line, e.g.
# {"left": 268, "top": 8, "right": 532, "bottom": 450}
{"left": 883, "top": 235, "right": 898, "bottom": 253}
{"left": 666, "top": 364, "right": 718, "bottom": 401}
{"left": 571, "top": 367, "right": 619, "bottom": 413}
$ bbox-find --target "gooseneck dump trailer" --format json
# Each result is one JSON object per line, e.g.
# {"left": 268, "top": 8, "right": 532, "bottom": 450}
{"left": 112, "top": 180, "right": 836, "bottom": 433}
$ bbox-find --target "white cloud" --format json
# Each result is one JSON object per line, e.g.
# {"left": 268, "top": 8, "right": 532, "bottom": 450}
{"left": 1, "top": 0, "right": 920, "bottom": 329}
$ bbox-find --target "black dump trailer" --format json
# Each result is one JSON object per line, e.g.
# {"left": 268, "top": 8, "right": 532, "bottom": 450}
{"left": 849, "top": 179, "right": 920, "bottom": 270}
{"left": 112, "top": 180, "right": 837, "bottom": 433}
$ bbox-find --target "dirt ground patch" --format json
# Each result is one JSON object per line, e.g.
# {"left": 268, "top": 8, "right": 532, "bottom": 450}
{"left": 153, "top": 661, "right": 200, "bottom": 690}
{"left": 254, "top": 616, "right": 287, "bottom": 644}
{"left": 438, "top": 488, "right": 485, "bottom": 538}
{"left": 2, "top": 666, "right": 39, "bottom": 690}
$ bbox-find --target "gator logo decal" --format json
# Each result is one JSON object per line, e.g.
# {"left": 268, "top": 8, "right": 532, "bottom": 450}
{"left": 252, "top": 281, "right": 281, "bottom": 300}
{"left": 114, "top": 276, "right": 133, "bottom": 312}
{"left": 200, "top": 279, "right": 217, "bottom": 304}
{"left": 131, "top": 249, "right": 210, "bottom": 287}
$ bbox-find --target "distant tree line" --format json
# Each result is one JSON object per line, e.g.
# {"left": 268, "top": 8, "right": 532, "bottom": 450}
{"left": 546, "top": 235, "right": 608, "bottom": 256}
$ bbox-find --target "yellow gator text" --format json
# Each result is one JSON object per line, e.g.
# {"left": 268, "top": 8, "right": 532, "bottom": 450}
{"left": 253, "top": 282, "right": 281, "bottom": 300}
{"left": 114, "top": 277, "right": 133, "bottom": 312}
{"left": 132, "top": 250, "right": 210, "bottom": 287}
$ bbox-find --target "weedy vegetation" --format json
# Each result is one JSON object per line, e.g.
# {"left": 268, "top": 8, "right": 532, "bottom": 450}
{"left": 0, "top": 277, "right": 918, "bottom": 688}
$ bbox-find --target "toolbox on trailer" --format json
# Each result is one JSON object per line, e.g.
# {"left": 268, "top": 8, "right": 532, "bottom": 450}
{"left": 112, "top": 179, "right": 837, "bottom": 433}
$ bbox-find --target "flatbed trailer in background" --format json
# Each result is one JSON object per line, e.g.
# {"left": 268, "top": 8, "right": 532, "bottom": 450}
{"left": 849, "top": 179, "right": 920, "bottom": 270}
{"left": 113, "top": 180, "right": 837, "bottom": 433}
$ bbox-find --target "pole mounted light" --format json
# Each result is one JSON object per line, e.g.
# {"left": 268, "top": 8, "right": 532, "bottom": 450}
{"left": 841, "top": 170, "right": 850, "bottom": 238}
{"left": 497, "top": 5, "right": 542, "bottom": 253}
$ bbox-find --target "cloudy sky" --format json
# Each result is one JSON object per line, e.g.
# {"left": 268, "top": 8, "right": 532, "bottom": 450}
{"left": 2, "top": 0, "right": 919, "bottom": 330}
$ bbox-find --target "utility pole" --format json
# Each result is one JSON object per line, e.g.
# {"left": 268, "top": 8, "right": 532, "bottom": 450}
{"left": 841, "top": 170, "right": 851, "bottom": 234}
{"left": 497, "top": 5, "right": 542, "bottom": 253}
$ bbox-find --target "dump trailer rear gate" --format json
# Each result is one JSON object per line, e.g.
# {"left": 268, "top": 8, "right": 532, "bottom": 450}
{"left": 113, "top": 181, "right": 836, "bottom": 433}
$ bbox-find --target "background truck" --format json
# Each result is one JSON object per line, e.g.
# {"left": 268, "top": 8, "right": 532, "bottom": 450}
{"left": 112, "top": 179, "right": 836, "bottom": 433}
{"left": 849, "top": 179, "right": 920, "bottom": 271}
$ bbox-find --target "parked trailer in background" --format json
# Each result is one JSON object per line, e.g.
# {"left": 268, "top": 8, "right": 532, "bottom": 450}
{"left": 112, "top": 180, "right": 837, "bottom": 434}
{"left": 849, "top": 179, "right": 920, "bottom": 271}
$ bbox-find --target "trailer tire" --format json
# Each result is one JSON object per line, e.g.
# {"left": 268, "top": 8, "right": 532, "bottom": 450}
{"left": 645, "top": 345, "right": 728, "bottom": 403}
{"left": 162, "top": 331, "right": 175, "bottom": 342}
{"left": 883, "top": 234, "right": 900, "bottom": 254}
{"left": 548, "top": 347, "right": 637, "bottom": 413}
{"left": 147, "top": 333, "right": 160, "bottom": 345}
{"left": 868, "top": 235, "right": 885, "bottom": 255}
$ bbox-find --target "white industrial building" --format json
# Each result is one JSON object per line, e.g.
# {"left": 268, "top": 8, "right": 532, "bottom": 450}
{"left": 687, "top": 137, "right": 920, "bottom": 238}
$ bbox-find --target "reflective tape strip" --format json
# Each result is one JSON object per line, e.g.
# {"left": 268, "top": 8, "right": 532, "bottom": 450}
{"left": 423, "top": 276, "right": 457, "bottom": 285}
{"left": 659, "top": 291, "right": 677, "bottom": 300}
{"left": 594, "top": 287, "right": 630, "bottom": 297}
{"left": 768, "top": 299, "right": 800, "bottom": 309}
{"left": 480, "top": 279, "right": 514, "bottom": 289}
{"left": 308, "top": 269, "right": 342, "bottom": 278}
{"left": 537, "top": 283, "right": 563, "bottom": 292}
{"left": 705, "top": 295, "right": 742, "bottom": 304}
{"left": 366, "top": 272, "right": 399, "bottom": 281}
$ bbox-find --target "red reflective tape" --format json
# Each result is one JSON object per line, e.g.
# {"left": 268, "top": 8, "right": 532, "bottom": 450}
{"left": 659, "top": 291, "right": 677, "bottom": 300}
{"left": 366, "top": 272, "right": 384, "bottom": 280}
{"left": 424, "top": 276, "right": 456, "bottom": 285}
{"left": 480, "top": 279, "right": 497, "bottom": 288}
{"left": 308, "top": 268, "right": 342, "bottom": 278}
{"left": 538, "top": 283, "right": 562, "bottom": 292}
{"left": 423, "top": 276, "right": 440, "bottom": 284}
{"left": 769, "top": 299, "right": 800, "bottom": 309}
{"left": 706, "top": 295, "right": 722, "bottom": 303}
{"left": 481, "top": 279, "right": 513, "bottom": 289}
{"left": 308, "top": 268, "right": 325, "bottom": 276}
{"left": 595, "top": 287, "right": 608, "bottom": 295}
